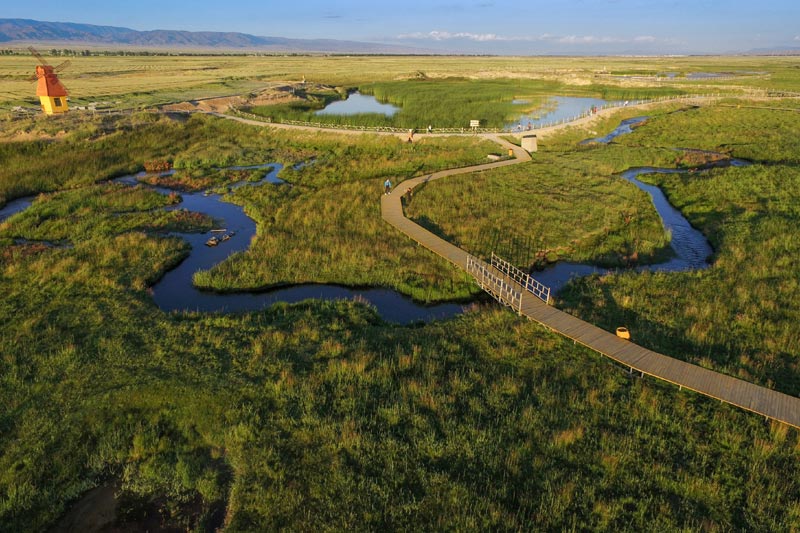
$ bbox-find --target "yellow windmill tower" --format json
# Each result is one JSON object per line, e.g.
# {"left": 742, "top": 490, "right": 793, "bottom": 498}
{"left": 28, "top": 47, "right": 71, "bottom": 115}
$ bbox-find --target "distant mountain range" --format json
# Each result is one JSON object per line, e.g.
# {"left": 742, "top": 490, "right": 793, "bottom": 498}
{"left": 0, "top": 18, "right": 425, "bottom": 54}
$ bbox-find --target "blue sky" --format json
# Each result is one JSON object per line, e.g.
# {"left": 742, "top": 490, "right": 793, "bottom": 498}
{"left": 6, "top": 0, "right": 800, "bottom": 54}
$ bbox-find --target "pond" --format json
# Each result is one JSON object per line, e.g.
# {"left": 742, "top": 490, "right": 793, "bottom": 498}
{"left": 507, "top": 96, "right": 624, "bottom": 131}
{"left": 315, "top": 92, "right": 400, "bottom": 117}
{"left": 685, "top": 72, "right": 730, "bottom": 80}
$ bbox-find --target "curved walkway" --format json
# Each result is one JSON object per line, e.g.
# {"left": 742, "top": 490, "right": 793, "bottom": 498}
{"left": 211, "top": 95, "right": 721, "bottom": 141}
{"left": 210, "top": 103, "right": 800, "bottom": 429}
{"left": 381, "top": 139, "right": 800, "bottom": 430}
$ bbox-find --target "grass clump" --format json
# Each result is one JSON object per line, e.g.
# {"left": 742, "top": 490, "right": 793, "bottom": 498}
{"left": 406, "top": 141, "right": 672, "bottom": 270}
{"left": 194, "top": 134, "right": 498, "bottom": 301}
{"left": 2, "top": 90, "right": 800, "bottom": 531}
{"left": 557, "top": 103, "right": 800, "bottom": 394}
{"left": 1, "top": 183, "right": 211, "bottom": 244}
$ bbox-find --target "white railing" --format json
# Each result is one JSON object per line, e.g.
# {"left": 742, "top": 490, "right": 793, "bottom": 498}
{"left": 230, "top": 93, "right": 735, "bottom": 134}
{"left": 466, "top": 255, "right": 522, "bottom": 314}
{"left": 491, "top": 252, "right": 550, "bottom": 304}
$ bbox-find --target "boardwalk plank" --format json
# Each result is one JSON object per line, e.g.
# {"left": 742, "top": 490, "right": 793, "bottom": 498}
{"left": 379, "top": 135, "right": 800, "bottom": 429}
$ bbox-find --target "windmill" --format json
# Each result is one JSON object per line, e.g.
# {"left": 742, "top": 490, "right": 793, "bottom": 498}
{"left": 28, "top": 46, "right": 71, "bottom": 115}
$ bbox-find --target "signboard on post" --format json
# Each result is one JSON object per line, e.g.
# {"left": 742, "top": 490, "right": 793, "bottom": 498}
{"left": 469, "top": 119, "right": 480, "bottom": 129}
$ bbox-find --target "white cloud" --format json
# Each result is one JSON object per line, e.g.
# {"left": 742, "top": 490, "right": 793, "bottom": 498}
{"left": 397, "top": 30, "right": 662, "bottom": 46}
{"left": 557, "top": 35, "right": 625, "bottom": 44}
{"left": 397, "top": 31, "right": 503, "bottom": 41}
{"left": 795, "top": 35, "right": 800, "bottom": 41}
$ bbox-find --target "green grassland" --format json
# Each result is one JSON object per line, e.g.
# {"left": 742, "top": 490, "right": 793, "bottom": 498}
{"left": 404, "top": 140, "right": 677, "bottom": 268}
{"left": 406, "top": 100, "right": 800, "bottom": 397}
{"left": 557, "top": 101, "right": 800, "bottom": 396}
{"left": 1, "top": 57, "right": 800, "bottom": 531}
{"left": 1, "top": 54, "right": 798, "bottom": 112}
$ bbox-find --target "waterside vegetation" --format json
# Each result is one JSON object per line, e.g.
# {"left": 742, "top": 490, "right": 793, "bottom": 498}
{"left": 1, "top": 62, "right": 800, "bottom": 530}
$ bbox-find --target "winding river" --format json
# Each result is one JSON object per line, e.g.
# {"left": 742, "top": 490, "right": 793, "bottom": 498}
{"left": 535, "top": 121, "right": 748, "bottom": 291}
{"left": 113, "top": 165, "right": 464, "bottom": 324}
{"left": 0, "top": 116, "right": 745, "bottom": 322}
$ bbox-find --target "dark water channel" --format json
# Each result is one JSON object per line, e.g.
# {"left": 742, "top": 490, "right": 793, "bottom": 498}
{"left": 114, "top": 164, "right": 464, "bottom": 324}
{"left": 580, "top": 116, "right": 649, "bottom": 145}
{"left": 533, "top": 121, "right": 749, "bottom": 292}
{"left": 0, "top": 196, "right": 33, "bottom": 221}
{"left": 1, "top": 116, "right": 745, "bottom": 321}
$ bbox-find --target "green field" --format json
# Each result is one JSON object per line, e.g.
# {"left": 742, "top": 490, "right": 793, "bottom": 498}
{"left": 1, "top": 55, "right": 800, "bottom": 531}
{"left": 2, "top": 53, "right": 798, "bottom": 112}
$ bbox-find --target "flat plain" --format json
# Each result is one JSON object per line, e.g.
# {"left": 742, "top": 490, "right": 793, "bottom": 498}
{"left": 1, "top": 53, "right": 799, "bottom": 532}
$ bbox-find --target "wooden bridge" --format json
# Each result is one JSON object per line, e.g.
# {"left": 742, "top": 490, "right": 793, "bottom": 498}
{"left": 382, "top": 136, "right": 800, "bottom": 429}
{"left": 212, "top": 103, "right": 800, "bottom": 429}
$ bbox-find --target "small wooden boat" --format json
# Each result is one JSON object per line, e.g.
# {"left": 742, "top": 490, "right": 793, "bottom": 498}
{"left": 210, "top": 228, "right": 227, "bottom": 233}
{"left": 220, "top": 233, "right": 231, "bottom": 242}
{"left": 205, "top": 236, "right": 220, "bottom": 247}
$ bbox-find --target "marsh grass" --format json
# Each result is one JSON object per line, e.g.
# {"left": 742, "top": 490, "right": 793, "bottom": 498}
{"left": 245, "top": 77, "right": 691, "bottom": 129}
{"left": 558, "top": 103, "right": 800, "bottom": 395}
{"left": 2, "top": 241, "right": 799, "bottom": 530}
{"left": 2, "top": 86, "right": 800, "bottom": 531}
{"left": 405, "top": 142, "right": 672, "bottom": 269}
{"left": 0, "top": 183, "right": 213, "bottom": 243}
{"left": 194, "top": 135, "right": 500, "bottom": 301}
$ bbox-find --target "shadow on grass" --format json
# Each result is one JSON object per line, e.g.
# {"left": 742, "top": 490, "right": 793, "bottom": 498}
{"left": 558, "top": 275, "right": 800, "bottom": 398}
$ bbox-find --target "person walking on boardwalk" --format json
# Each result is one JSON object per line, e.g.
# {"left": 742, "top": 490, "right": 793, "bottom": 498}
{"left": 384, "top": 178, "right": 392, "bottom": 195}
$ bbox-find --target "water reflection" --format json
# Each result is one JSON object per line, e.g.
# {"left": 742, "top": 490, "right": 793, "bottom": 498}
{"left": 315, "top": 92, "right": 400, "bottom": 117}
{"left": 508, "top": 96, "right": 623, "bottom": 131}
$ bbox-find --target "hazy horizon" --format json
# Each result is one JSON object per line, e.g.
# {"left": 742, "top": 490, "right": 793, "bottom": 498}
{"left": 3, "top": 1, "right": 800, "bottom": 55}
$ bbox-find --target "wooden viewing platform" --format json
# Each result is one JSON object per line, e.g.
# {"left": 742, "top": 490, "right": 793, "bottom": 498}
{"left": 382, "top": 136, "right": 800, "bottom": 429}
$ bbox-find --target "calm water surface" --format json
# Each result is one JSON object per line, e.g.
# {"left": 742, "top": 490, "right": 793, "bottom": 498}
{"left": 508, "top": 96, "right": 623, "bottom": 130}
{"left": 315, "top": 92, "right": 400, "bottom": 117}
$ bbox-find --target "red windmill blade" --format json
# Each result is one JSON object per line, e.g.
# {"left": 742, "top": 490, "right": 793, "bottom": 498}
{"left": 53, "top": 60, "right": 71, "bottom": 73}
{"left": 28, "top": 46, "right": 47, "bottom": 66}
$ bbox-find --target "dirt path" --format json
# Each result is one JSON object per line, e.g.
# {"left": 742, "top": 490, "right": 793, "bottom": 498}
{"left": 208, "top": 95, "right": 720, "bottom": 142}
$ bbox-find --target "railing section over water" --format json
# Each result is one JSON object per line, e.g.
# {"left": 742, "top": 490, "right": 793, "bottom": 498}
{"left": 466, "top": 255, "right": 523, "bottom": 314}
{"left": 490, "top": 252, "right": 551, "bottom": 304}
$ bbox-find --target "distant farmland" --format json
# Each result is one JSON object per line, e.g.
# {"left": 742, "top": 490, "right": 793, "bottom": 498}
{"left": 0, "top": 54, "right": 797, "bottom": 110}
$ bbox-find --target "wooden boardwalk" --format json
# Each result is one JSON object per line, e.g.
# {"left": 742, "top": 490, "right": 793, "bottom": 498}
{"left": 212, "top": 105, "right": 800, "bottom": 428}
{"left": 382, "top": 136, "right": 800, "bottom": 429}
